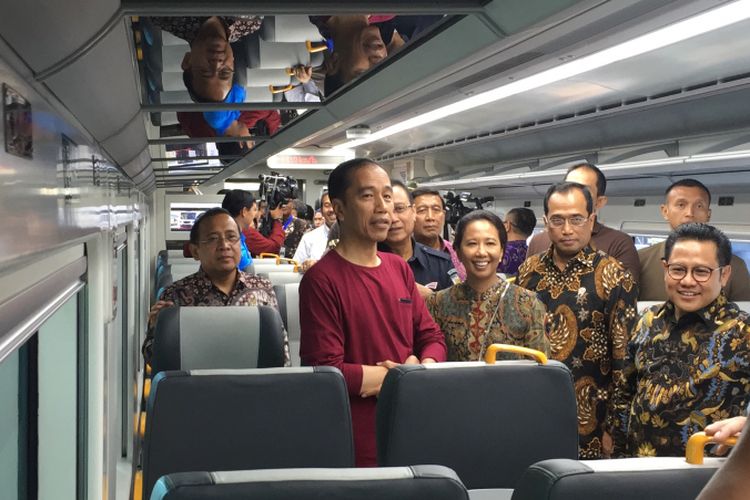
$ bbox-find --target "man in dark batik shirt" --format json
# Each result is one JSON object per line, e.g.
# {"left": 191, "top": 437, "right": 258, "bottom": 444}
{"left": 150, "top": 15, "right": 262, "bottom": 102}
{"left": 281, "top": 199, "right": 310, "bottom": 258}
{"left": 143, "top": 208, "right": 289, "bottom": 365}
{"left": 610, "top": 223, "right": 750, "bottom": 457}
{"left": 518, "top": 182, "right": 639, "bottom": 459}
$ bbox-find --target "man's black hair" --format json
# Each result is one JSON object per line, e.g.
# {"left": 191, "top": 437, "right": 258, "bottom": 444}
{"left": 453, "top": 210, "right": 507, "bottom": 252}
{"left": 506, "top": 207, "right": 537, "bottom": 237}
{"left": 391, "top": 179, "right": 414, "bottom": 204}
{"left": 543, "top": 182, "right": 594, "bottom": 216}
{"left": 327, "top": 157, "right": 380, "bottom": 202}
{"left": 189, "top": 207, "right": 235, "bottom": 244}
{"left": 412, "top": 187, "right": 445, "bottom": 209}
{"left": 665, "top": 178, "right": 712, "bottom": 206}
{"left": 566, "top": 162, "right": 607, "bottom": 197}
{"left": 664, "top": 223, "right": 732, "bottom": 267}
{"left": 221, "top": 189, "right": 255, "bottom": 218}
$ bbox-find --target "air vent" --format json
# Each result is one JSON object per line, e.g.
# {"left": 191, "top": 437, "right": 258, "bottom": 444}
{"left": 634, "top": 199, "right": 646, "bottom": 207}
{"left": 523, "top": 201, "right": 531, "bottom": 207}
{"left": 718, "top": 196, "right": 734, "bottom": 206}
{"left": 454, "top": 52, "right": 546, "bottom": 93}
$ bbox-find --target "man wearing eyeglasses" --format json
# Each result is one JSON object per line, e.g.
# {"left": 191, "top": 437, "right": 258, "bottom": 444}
{"left": 610, "top": 223, "right": 750, "bottom": 457}
{"left": 379, "top": 180, "right": 455, "bottom": 298}
{"left": 142, "top": 208, "right": 289, "bottom": 365}
{"left": 638, "top": 178, "right": 750, "bottom": 301}
{"left": 518, "top": 182, "right": 639, "bottom": 459}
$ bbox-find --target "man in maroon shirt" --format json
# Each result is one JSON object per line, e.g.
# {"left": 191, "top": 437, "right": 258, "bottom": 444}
{"left": 299, "top": 158, "right": 447, "bottom": 466}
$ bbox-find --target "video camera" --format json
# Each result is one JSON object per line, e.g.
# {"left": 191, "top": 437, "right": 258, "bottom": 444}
{"left": 444, "top": 192, "right": 493, "bottom": 226}
{"left": 258, "top": 172, "right": 299, "bottom": 236}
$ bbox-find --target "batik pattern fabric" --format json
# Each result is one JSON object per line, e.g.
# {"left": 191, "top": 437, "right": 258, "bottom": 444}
{"left": 498, "top": 239, "right": 528, "bottom": 276}
{"left": 517, "top": 246, "right": 639, "bottom": 459}
{"left": 150, "top": 16, "right": 263, "bottom": 44}
{"left": 610, "top": 296, "right": 750, "bottom": 457}
{"left": 426, "top": 280, "right": 550, "bottom": 362}
{"left": 143, "top": 269, "right": 289, "bottom": 365}
{"left": 283, "top": 217, "right": 309, "bottom": 259}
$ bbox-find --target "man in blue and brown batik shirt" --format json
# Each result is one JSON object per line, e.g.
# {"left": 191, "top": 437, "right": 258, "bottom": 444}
{"left": 610, "top": 223, "right": 750, "bottom": 457}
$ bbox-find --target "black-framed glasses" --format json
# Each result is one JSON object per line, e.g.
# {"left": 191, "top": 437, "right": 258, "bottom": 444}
{"left": 664, "top": 263, "right": 724, "bottom": 282}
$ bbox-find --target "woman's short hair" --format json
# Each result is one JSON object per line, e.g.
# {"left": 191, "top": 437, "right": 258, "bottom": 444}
{"left": 453, "top": 210, "right": 507, "bottom": 251}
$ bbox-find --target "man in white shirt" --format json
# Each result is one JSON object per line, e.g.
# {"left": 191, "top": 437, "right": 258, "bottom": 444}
{"left": 293, "top": 191, "right": 337, "bottom": 271}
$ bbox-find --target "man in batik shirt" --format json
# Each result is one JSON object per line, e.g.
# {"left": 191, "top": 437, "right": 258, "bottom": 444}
{"left": 518, "top": 182, "right": 638, "bottom": 459}
{"left": 610, "top": 223, "right": 750, "bottom": 457}
{"left": 142, "top": 208, "right": 289, "bottom": 365}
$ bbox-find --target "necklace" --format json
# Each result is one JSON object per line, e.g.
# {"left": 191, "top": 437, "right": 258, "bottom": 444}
{"left": 474, "top": 279, "right": 510, "bottom": 362}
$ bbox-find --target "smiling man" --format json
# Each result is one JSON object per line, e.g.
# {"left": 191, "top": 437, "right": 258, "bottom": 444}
{"left": 639, "top": 179, "right": 750, "bottom": 301}
{"left": 142, "top": 208, "right": 288, "bottom": 365}
{"left": 611, "top": 223, "right": 750, "bottom": 457}
{"left": 518, "top": 182, "right": 639, "bottom": 459}
{"left": 299, "top": 158, "right": 446, "bottom": 467}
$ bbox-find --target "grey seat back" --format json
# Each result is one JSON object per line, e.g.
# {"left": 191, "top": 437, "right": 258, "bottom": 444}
{"left": 150, "top": 465, "right": 469, "bottom": 500}
{"left": 143, "top": 367, "right": 355, "bottom": 499}
{"left": 377, "top": 361, "right": 578, "bottom": 490}
{"left": 151, "top": 306, "right": 285, "bottom": 374}
{"left": 273, "top": 284, "right": 300, "bottom": 365}
{"left": 511, "top": 457, "right": 724, "bottom": 500}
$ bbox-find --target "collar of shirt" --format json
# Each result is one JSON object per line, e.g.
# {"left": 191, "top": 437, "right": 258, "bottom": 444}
{"left": 195, "top": 267, "right": 248, "bottom": 294}
{"left": 453, "top": 279, "right": 508, "bottom": 303}
{"left": 659, "top": 291, "right": 736, "bottom": 330}
{"left": 409, "top": 239, "right": 431, "bottom": 269}
{"left": 539, "top": 244, "right": 596, "bottom": 274}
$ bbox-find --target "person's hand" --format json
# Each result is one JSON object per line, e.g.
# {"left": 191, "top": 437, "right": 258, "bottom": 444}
{"left": 403, "top": 355, "right": 420, "bottom": 365}
{"left": 376, "top": 359, "right": 401, "bottom": 370}
{"left": 421, "top": 357, "right": 437, "bottom": 364}
{"left": 360, "top": 364, "right": 389, "bottom": 398}
{"left": 223, "top": 120, "right": 254, "bottom": 150}
{"left": 706, "top": 416, "right": 746, "bottom": 455}
{"left": 415, "top": 283, "right": 434, "bottom": 300}
{"left": 292, "top": 65, "right": 312, "bottom": 84}
{"left": 602, "top": 431, "right": 614, "bottom": 458}
{"left": 269, "top": 204, "right": 285, "bottom": 220}
{"left": 300, "top": 259, "right": 318, "bottom": 273}
{"left": 148, "top": 300, "right": 174, "bottom": 328}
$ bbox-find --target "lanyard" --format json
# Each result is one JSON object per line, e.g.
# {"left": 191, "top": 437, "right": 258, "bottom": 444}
{"left": 476, "top": 280, "right": 510, "bottom": 362}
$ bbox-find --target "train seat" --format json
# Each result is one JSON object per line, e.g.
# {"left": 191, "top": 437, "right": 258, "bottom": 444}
{"left": 273, "top": 283, "right": 300, "bottom": 366}
{"left": 141, "top": 367, "right": 355, "bottom": 499}
{"left": 261, "top": 15, "right": 326, "bottom": 43}
{"left": 265, "top": 271, "right": 303, "bottom": 285}
{"left": 169, "top": 263, "right": 199, "bottom": 281}
{"left": 252, "top": 263, "right": 298, "bottom": 274}
{"left": 150, "top": 305, "right": 285, "bottom": 374}
{"left": 150, "top": 465, "right": 468, "bottom": 500}
{"left": 376, "top": 354, "right": 578, "bottom": 495}
{"left": 510, "top": 457, "right": 725, "bottom": 500}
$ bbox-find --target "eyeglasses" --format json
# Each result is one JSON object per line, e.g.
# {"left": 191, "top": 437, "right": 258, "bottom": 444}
{"left": 393, "top": 204, "right": 412, "bottom": 215}
{"left": 200, "top": 234, "right": 240, "bottom": 246}
{"left": 664, "top": 263, "right": 724, "bottom": 282}
{"left": 546, "top": 215, "right": 589, "bottom": 228}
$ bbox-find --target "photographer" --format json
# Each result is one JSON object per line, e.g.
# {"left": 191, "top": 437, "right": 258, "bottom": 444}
{"left": 247, "top": 173, "right": 300, "bottom": 256}
{"left": 244, "top": 203, "right": 285, "bottom": 256}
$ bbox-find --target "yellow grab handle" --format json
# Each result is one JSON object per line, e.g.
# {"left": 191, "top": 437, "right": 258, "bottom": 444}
{"left": 145, "top": 363, "right": 152, "bottom": 376}
{"left": 269, "top": 84, "right": 294, "bottom": 94}
{"left": 276, "top": 257, "right": 300, "bottom": 272}
{"left": 686, "top": 431, "right": 738, "bottom": 464}
{"left": 484, "top": 343, "right": 548, "bottom": 365}
{"left": 259, "top": 253, "right": 280, "bottom": 259}
{"left": 143, "top": 378, "right": 151, "bottom": 400}
{"left": 285, "top": 67, "right": 295, "bottom": 76}
{"left": 139, "top": 411, "right": 147, "bottom": 439}
{"left": 306, "top": 40, "right": 328, "bottom": 53}
{"left": 133, "top": 470, "right": 142, "bottom": 500}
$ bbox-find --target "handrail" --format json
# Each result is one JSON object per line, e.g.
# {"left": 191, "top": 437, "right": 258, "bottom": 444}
{"left": 0, "top": 257, "right": 87, "bottom": 364}
{"left": 484, "top": 344, "right": 548, "bottom": 365}
{"left": 685, "top": 431, "right": 738, "bottom": 464}
{"left": 148, "top": 136, "right": 267, "bottom": 146}
{"left": 142, "top": 102, "right": 322, "bottom": 112}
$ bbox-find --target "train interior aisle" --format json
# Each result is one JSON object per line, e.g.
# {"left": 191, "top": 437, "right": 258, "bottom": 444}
{"left": 1, "top": 1, "right": 750, "bottom": 499}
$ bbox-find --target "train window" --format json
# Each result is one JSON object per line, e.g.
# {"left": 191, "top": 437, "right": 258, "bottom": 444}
{"left": 0, "top": 349, "right": 21, "bottom": 500}
{"left": 732, "top": 241, "right": 750, "bottom": 270}
{"left": 37, "top": 295, "right": 80, "bottom": 499}
{"left": 169, "top": 202, "right": 221, "bottom": 231}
